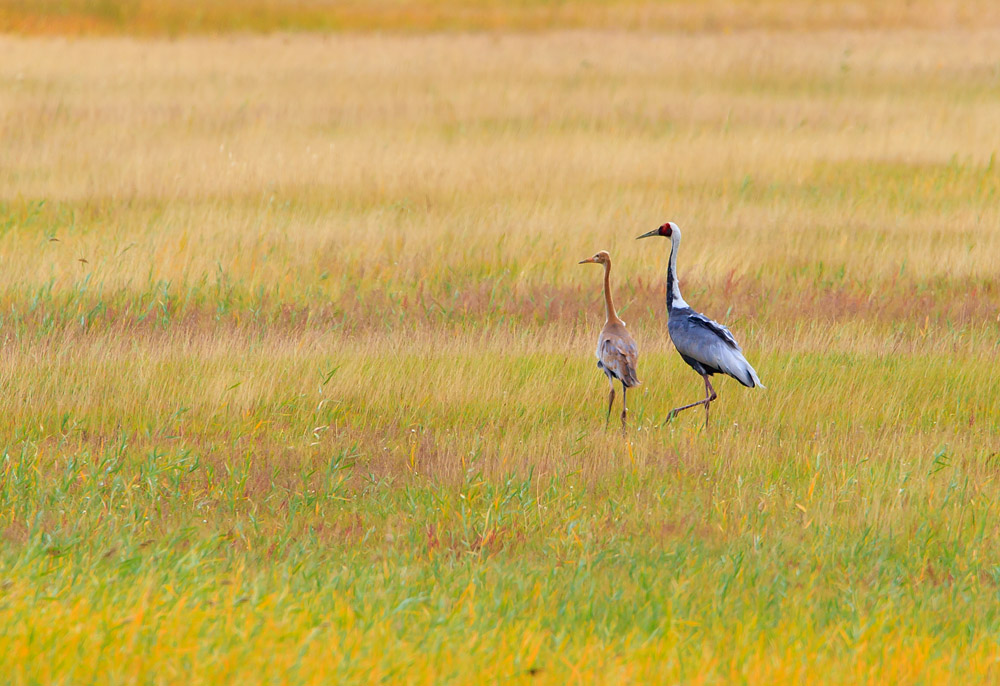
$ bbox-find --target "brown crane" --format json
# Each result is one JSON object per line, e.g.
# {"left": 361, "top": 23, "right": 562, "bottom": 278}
{"left": 579, "top": 251, "right": 640, "bottom": 431}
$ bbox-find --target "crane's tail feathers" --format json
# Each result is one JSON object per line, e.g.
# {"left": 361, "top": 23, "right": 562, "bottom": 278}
{"left": 729, "top": 359, "right": 764, "bottom": 388}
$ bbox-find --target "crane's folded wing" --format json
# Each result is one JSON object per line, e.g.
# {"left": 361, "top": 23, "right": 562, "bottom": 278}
{"left": 599, "top": 336, "right": 640, "bottom": 387}
{"left": 686, "top": 312, "right": 742, "bottom": 351}
{"left": 671, "top": 315, "right": 760, "bottom": 387}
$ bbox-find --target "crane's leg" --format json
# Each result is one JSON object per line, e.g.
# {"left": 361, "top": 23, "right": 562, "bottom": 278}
{"left": 620, "top": 383, "right": 628, "bottom": 433}
{"left": 663, "top": 375, "right": 716, "bottom": 425}
{"left": 606, "top": 376, "right": 615, "bottom": 427}
{"left": 703, "top": 376, "right": 718, "bottom": 428}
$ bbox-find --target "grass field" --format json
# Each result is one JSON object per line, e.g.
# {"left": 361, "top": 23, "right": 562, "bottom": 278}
{"left": 2, "top": 8, "right": 1000, "bottom": 684}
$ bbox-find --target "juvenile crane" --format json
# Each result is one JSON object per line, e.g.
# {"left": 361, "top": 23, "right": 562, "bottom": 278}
{"left": 637, "top": 222, "right": 763, "bottom": 427}
{"left": 579, "top": 251, "right": 640, "bottom": 431}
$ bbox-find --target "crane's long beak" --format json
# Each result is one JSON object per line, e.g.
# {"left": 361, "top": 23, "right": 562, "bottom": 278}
{"left": 636, "top": 229, "right": 659, "bottom": 240}
{"left": 578, "top": 257, "right": 595, "bottom": 264}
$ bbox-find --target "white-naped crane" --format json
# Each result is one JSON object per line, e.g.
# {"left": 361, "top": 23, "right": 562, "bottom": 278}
{"left": 579, "top": 251, "right": 640, "bottom": 431}
{"left": 637, "top": 222, "right": 763, "bottom": 427}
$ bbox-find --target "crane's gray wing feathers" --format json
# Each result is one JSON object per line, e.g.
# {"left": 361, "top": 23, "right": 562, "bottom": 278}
{"left": 669, "top": 310, "right": 764, "bottom": 388}
{"left": 688, "top": 312, "right": 741, "bottom": 351}
{"left": 598, "top": 335, "right": 640, "bottom": 388}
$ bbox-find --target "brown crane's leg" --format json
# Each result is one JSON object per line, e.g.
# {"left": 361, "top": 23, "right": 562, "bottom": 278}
{"left": 664, "top": 374, "right": 717, "bottom": 426}
{"left": 620, "top": 384, "right": 628, "bottom": 433}
{"left": 606, "top": 377, "right": 615, "bottom": 427}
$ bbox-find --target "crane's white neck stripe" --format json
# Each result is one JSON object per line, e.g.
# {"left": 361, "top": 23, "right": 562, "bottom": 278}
{"left": 671, "top": 281, "right": 689, "bottom": 309}
{"left": 667, "top": 232, "right": 688, "bottom": 310}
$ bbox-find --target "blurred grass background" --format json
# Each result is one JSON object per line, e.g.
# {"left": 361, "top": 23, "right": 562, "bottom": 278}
{"left": 3, "top": 0, "right": 1000, "bottom": 34}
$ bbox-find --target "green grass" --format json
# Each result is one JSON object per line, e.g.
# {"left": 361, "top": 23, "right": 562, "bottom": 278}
{"left": 3, "top": 420, "right": 1000, "bottom": 682}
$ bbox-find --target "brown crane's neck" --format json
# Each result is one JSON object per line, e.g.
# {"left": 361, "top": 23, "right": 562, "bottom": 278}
{"left": 602, "top": 260, "right": 622, "bottom": 324}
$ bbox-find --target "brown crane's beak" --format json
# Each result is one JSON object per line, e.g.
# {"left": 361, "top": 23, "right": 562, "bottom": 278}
{"left": 636, "top": 229, "right": 660, "bottom": 240}
{"left": 578, "top": 257, "right": 596, "bottom": 264}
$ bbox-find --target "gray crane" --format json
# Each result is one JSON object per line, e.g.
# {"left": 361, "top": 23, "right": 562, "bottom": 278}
{"left": 579, "top": 251, "right": 640, "bottom": 431}
{"left": 637, "top": 222, "right": 763, "bottom": 427}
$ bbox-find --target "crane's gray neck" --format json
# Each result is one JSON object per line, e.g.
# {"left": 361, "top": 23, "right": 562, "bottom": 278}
{"left": 666, "top": 233, "right": 689, "bottom": 312}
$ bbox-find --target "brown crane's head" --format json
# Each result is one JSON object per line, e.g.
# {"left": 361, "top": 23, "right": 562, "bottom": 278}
{"left": 578, "top": 250, "right": 611, "bottom": 266}
{"left": 636, "top": 222, "right": 678, "bottom": 240}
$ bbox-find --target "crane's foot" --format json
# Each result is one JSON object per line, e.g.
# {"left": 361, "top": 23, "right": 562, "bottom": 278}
{"left": 663, "top": 400, "right": 710, "bottom": 426}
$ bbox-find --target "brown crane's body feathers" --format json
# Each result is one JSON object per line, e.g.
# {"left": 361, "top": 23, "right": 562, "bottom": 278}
{"left": 597, "top": 320, "right": 640, "bottom": 388}
{"left": 580, "top": 249, "right": 639, "bottom": 431}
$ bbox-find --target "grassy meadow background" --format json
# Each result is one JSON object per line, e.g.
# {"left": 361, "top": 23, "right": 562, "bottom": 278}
{"left": 2, "top": 1, "right": 1000, "bottom": 682}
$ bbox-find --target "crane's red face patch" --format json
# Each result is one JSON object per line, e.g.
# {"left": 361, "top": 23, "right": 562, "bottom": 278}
{"left": 660, "top": 223, "right": 672, "bottom": 237}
